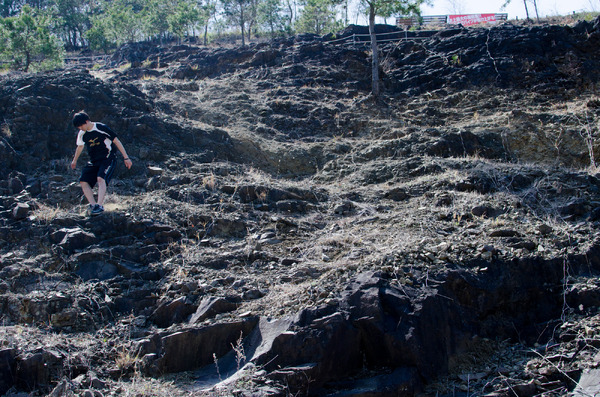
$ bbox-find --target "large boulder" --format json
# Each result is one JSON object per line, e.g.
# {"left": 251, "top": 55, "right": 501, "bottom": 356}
{"left": 58, "top": 227, "right": 98, "bottom": 253}
{"left": 137, "top": 319, "right": 259, "bottom": 375}
{"left": 16, "top": 350, "right": 64, "bottom": 393}
{"left": 150, "top": 297, "right": 198, "bottom": 328}
{"left": 0, "top": 349, "right": 16, "bottom": 395}
{"left": 189, "top": 297, "right": 239, "bottom": 323}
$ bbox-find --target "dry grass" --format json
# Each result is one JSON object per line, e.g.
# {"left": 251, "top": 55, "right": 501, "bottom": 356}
{"left": 1, "top": 123, "right": 11, "bottom": 137}
{"left": 115, "top": 349, "right": 140, "bottom": 374}
{"left": 118, "top": 62, "right": 132, "bottom": 72}
{"left": 31, "top": 203, "right": 67, "bottom": 224}
{"left": 202, "top": 173, "right": 216, "bottom": 190}
{"left": 113, "top": 375, "right": 189, "bottom": 397}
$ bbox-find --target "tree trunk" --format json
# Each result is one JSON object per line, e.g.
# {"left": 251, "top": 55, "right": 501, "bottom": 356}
{"left": 344, "top": 0, "right": 348, "bottom": 25}
{"left": 287, "top": 0, "right": 295, "bottom": 25}
{"left": 522, "top": 0, "right": 531, "bottom": 21}
{"left": 25, "top": 50, "right": 30, "bottom": 72}
{"left": 532, "top": 0, "right": 540, "bottom": 22}
{"left": 368, "top": 2, "right": 380, "bottom": 97}
{"left": 240, "top": 3, "right": 246, "bottom": 46}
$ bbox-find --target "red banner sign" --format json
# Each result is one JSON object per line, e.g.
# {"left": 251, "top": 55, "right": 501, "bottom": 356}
{"left": 448, "top": 14, "right": 497, "bottom": 26}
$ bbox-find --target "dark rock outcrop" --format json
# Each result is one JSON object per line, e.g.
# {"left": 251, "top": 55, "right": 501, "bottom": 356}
{"left": 0, "top": 70, "right": 233, "bottom": 178}
{"left": 0, "top": 349, "right": 16, "bottom": 395}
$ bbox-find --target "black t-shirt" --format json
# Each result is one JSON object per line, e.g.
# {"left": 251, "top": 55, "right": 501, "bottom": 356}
{"left": 76, "top": 122, "right": 117, "bottom": 164}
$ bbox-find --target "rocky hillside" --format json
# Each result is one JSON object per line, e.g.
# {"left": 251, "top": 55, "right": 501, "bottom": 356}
{"left": 1, "top": 17, "right": 600, "bottom": 396}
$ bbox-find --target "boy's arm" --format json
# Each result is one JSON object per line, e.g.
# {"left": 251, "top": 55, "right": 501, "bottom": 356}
{"left": 113, "top": 137, "right": 132, "bottom": 169}
{"left": 71, "top": 145, "right": 84, "bottom": 169}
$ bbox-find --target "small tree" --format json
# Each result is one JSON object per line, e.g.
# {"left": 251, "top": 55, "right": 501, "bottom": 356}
{"left": 143, "top": 0, "right": 171, "bottom": 41}
{"left": 52, "top": 0, "right": 94, "bottom": 49}
{"left": 168, "top": 0, "right": 201, "bottom": 41}
{"left": 296, "top": 0, "right": 341, "bottom": 35}
{"left": 222, "top": 0, "right": 253, "bottom": 46}
{"left": 0, "top": 5, "right": 64, "bottom": 71}
{"left": 85, "top": 19, "right": 112, "bottom": 52}
{"left": 90, "top": 0, "right": 145, "bottom": 46}
{"left": 258, "top": 0, "right": 285, "bottom": 37}
{"left": 199, "top": 0, "right": 216, "bottom": 45}
{"left": 360, "top": 0, "right": 426, "bottom": 97}
{"left": 246, "top": 0, "right": 259, "bottom": 40}
{"left": 111, "top": 2, "right": 145, "bottom": 44}
{"left": 283, "top": 0, "right": 297, "bottom": 28}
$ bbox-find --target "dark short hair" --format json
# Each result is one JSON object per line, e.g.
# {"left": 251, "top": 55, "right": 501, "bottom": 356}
{"left": 72, "top": 111, "right": 90, "bottom": 128}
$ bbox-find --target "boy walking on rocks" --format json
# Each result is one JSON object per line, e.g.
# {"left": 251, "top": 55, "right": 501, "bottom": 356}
{"left": 70, "top": 111, "right": 132, "bottom": 216}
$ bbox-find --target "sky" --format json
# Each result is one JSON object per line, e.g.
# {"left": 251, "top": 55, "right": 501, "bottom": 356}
{"left": 422, "top": 0, "right": 599, "bottom": 20}
{"left": 351, "top": 0, "right": 600, "bottom": 24}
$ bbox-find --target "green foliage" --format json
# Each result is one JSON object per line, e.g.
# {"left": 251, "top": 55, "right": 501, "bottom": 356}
{"left": 86, "top": 0, "right": 210, "bottom": 45}
{"left": 295, "top": 0, "right": 342, "bottom": 35}
{"left": 571, "top": 11, "right": 600, "bottom": 21}
{"left": 85, "top": 20, "right": 113, "bottom": 53}
{"left": 221, "top": 0, "right": 254, "bottom": 45}
{"left": 0, "top": 0, "right": 430, "bottom": 56}
{"left": 52, "top": 0, "right": 96, "bottom": 49}
{"left": 143, "top": 0, "right": 171, "bottom": 39}
{"left": 167, "top": 0, "right": 201, "bottom": 40}
{"left": 0, "top": 5, "right": 64, "bottom": 71}
{"left": 257, "top": 0, "right": 287, "bottom": 36}
{"left": 450, "top": 54, "right": 461, "bottom": 66}
{"left": 104, "top": 0, "right": 145, "bottom": 45}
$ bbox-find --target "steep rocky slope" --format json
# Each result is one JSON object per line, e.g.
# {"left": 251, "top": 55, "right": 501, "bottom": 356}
{"left": 1, "top": 17, "right": 600, "bottom": 396}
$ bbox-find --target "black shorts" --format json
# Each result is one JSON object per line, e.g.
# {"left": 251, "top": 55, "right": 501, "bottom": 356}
{"left": 80, "top": 157, "right": 117, "bottom": 188}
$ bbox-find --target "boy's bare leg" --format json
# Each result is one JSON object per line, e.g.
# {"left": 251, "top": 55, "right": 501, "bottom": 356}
{"left": 80, "top": 182, "right": 96, "bottom": 205}
{"left": 96, "top": 177, "right": 107, "bottom": 206}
